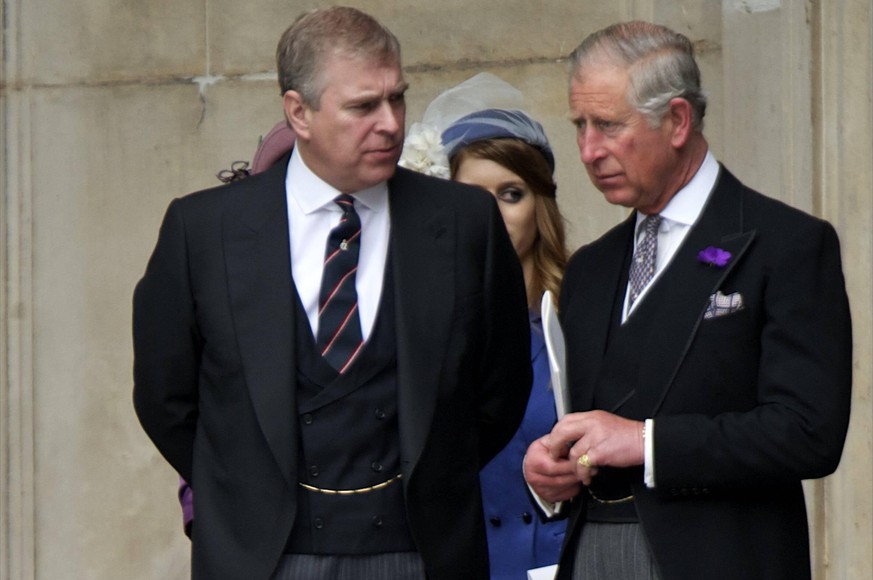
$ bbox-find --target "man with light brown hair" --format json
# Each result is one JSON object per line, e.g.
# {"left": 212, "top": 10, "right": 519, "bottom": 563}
{"left": 134, "top": 7, "right": 531, "bottom": 579}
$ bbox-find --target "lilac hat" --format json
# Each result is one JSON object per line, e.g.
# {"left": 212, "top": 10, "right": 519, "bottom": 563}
{"left": 251, "top": 122, "right": 296, "bottom": 173}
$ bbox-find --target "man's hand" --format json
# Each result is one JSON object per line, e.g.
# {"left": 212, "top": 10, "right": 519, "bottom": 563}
{"left": 523, "top": 435, "right": 582, "bottom": 503}
{"left": 547, "top": 411, "right": 645, "bottom": 485}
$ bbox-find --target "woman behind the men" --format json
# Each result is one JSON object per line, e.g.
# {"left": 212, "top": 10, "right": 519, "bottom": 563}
{"left": 402, "top": 75, "right": 569, "bottom": 579}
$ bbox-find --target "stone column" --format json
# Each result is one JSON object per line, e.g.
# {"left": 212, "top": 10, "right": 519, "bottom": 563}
{"left": 810, "top": 0, "right": 873, "bottom": 576}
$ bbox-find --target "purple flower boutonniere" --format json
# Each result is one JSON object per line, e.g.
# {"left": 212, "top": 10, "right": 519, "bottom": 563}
{"left": 698, "top": 246, "right": 732, "bottom": 267}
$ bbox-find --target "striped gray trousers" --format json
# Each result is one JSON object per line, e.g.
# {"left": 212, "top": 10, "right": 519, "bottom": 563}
{"left": 270, "top": 552, "right": 426, "bottom": 580}
{"left": 571, "top": 522, "right": 662, "bottom": 580}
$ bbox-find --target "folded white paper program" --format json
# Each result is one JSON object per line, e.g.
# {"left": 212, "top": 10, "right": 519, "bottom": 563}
{"left": 541, "top": 291, "right": 569, "bottom": 418}
{"left": 527, "top": 564, "right": 558, "bottom": 580}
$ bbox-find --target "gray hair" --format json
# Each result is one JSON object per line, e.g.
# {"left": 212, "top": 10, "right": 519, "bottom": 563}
{"left": 568, "top": 21, "right": 707, "bottom": 130}
{"left": 276, "top": 6, "right": 401, "bottom": 108}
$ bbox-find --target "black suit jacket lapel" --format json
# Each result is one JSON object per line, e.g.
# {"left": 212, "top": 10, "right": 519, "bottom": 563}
{"left": 388, "top": 169, "right": 455, "bottom": 473}
{"left": 223, "top": 155, "right": 298, "bottom": 486}
{"left": 633, "top": 166, "right": 756, "bottom": 415}
{"left": 566, "top": 215, "right": 636, "bottom": 412}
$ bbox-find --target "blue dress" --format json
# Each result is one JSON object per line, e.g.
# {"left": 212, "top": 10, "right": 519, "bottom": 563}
{"left": 480, "top": 311, "right": 566, "bottom": 579}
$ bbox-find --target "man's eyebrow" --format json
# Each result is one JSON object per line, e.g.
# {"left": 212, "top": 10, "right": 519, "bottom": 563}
{"left": 568, "top": 113, "right": 592, "bottom": 125}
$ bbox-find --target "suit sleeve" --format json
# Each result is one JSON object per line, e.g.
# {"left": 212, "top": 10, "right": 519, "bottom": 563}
{"left": 132, "top": 199, "right": 200, "bottom": 483}
{"left": 654, "top": 218, "right": 852, "bottom": 489}
{"left": 475, "top": 196, "right": 534, "bottom": 466}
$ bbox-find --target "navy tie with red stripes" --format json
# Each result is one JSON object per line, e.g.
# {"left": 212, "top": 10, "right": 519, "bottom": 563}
{"left": 316, "top": 194, "right": 364, "bottom": 373}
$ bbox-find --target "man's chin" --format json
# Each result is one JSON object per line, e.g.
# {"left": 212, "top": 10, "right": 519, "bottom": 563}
{"left": 351, "top": 165, "right": 398, "bottom": 191}
{"left": 600, "top": 188, "right": 636, "bottom": 208}
{"left": 373, "top": 161, "right": 399, "bottom": 179}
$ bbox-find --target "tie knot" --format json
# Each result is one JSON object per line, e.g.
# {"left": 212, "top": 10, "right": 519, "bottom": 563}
{"left": 643, "top": 214, "right": 661, "bottom": 235}
{"left": 334, "top": 194, "right": 356, "bottom": 214}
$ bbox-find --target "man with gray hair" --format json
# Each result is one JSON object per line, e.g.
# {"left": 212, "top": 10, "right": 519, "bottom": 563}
{"left": 524, "top": 21, "right": 851, "bottom": 579}
{"left": 134, "top": 6, "right": 531, "bottom": 579}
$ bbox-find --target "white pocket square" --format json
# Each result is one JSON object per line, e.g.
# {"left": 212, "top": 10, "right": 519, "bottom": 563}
{"left": 704, "top": 291, "right": 744, "bottom": 319}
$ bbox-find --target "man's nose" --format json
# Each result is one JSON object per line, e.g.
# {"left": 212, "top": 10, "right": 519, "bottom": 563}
{"left": 577, "top": 129, "right": 604, "bottom": 165}
{"left": 376, "top": 102, "right": 402, "bottom": 134}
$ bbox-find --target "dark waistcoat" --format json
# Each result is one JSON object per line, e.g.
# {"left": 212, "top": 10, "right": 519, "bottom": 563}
{"left": 586, "top": 246, "right": 670, "bottom": 523}
{"left": 286, "top": 262, "right": 416, "bottom": 554}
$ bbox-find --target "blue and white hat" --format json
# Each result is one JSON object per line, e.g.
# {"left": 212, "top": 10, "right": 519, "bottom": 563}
{"left": 399, "top": 72, "right": 555, "bottom": 177}
{"left": 441, "top": 108, "right": 555, "bottom": 172}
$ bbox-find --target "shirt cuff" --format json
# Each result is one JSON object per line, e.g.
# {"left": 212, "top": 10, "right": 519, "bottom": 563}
{"left": 644, "top": 418, "right": 655, "bottom": 488}
{"left": 522, "top": 455, "right": 564, "bottom": 517}
{"left": 529, "top": 482, "right": 564, "bottom": 517}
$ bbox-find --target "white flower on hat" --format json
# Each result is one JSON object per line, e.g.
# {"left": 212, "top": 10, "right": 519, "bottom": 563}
{"left": 398, "top": 122, "right": 450, "bottom": 179}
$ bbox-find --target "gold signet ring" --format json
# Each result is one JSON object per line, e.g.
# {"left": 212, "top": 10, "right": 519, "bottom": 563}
{"left": 578, "top": 454, "right": 592, "bottom": 468}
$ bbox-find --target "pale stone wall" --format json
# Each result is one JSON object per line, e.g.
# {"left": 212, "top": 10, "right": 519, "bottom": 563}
{"left": 1, "top": 1, "right": 870, "bottom": 578}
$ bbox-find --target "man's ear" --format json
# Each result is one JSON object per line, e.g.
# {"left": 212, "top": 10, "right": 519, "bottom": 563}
{"left": 667, "top": 97, "right": 694, "bottom": 149}
{"left": 283, "top": 90, "right": 311, "bottom": 140}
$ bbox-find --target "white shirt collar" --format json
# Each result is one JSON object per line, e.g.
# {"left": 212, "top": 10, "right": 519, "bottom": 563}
{"left": 286, "top": 146, "right": 389, "bottom": 215}
{"left": 636, "top": 150, "right": 720, "bottom": 230}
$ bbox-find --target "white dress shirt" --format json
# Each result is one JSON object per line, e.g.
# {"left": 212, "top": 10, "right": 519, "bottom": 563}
{"left": 285, "top": 147, "right": 391, "bottom": 341}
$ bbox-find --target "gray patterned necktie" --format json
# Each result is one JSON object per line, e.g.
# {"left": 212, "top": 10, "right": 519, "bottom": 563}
{"left": 628, "top": 214, "right": 661, "bottom": 309}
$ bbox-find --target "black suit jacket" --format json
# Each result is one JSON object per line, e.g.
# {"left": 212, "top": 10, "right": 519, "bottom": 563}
{"left": 557, "top": 166, "right": 852, "bottom": 579}
{"left": 133, "top": 158, "right": 532, "bottom": 580}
